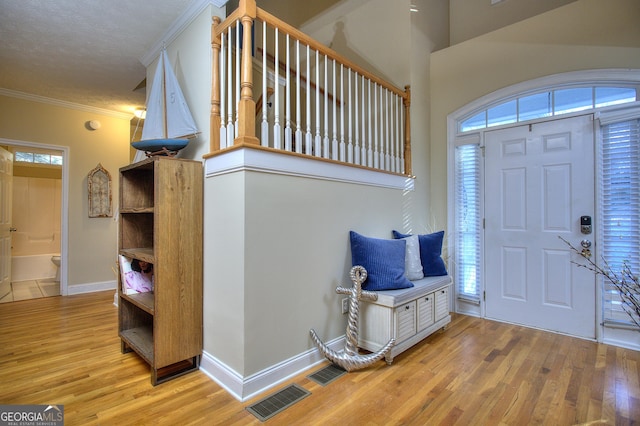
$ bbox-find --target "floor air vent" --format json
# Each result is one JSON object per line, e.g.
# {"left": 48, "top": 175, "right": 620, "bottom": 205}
{"left": 246, "top": 384, "right": 310, "bottom": 422}
{"left": 307, "top": 363, "right": 346, "bottom": 386}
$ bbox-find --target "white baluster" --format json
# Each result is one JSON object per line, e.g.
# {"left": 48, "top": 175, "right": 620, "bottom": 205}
{"left": 261, "top": 20, "right": 269, "bottom": 147}
{"left": 285, "top": 34, "right": 292, "bottom": 152}
{"left": 305, "top": 45, "right": 312, "bottom": 155}
{"left": 235, "top": 21, "right": 240, "bottom": 138}
{"left": 361, "top": 76, "right": 366, "bottom": 165}
{"left": 323, "top": 56, "right": 329, "bottom": 159}
{"left": 384, "top": 89, "right": 392, "bottom": 171}
{"left": 380, "top": 86, "right": 389, "bottom": 171}
{"left": 332, "top": 59, "right": 338, "bottom": 160}
{"left": 219, "top": 31, "right": 227, "bottom": 149}
{"left": 399, "top": 95, "right": 405, "bottom": 174}
{"left": 295, "top": 40, "right": 302, "bottom": 154}
{"left": 389, "top": 90, "right": 395, "bottom": 173}
{"left": 354, "top": 71, "right": 359, "bottom": 165}
{"left": 273, "top": 27, "right": 281, "bottom": 150}
{"left": 393, "top": 95, "right": 400, "bottom": 173}
{"left": 227, "top": 26, "right": 234, "bottom": 146}
{"left": 314, "top": 50, "right": 321, "bottom": 157}
{"left": 373, "top": 82, "right": 379, "bottom": 169}
{"left": 339, "top": 64, "right": 345, "bottom": 162}
{"left": 368, "top": 79, "right": 373, "bottom": 167}
{"left": 347, "top": 68, "right": 353, "bottom": 164}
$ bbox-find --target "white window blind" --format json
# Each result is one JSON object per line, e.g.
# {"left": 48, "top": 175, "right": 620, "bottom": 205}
{"left": 600, "top": 118, "right": 640, "bottom": 326}
{"left": 454, "top": 144, "right": 482, "bottom": 302}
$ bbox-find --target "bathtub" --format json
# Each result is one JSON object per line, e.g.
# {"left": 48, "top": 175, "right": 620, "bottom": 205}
{"left": 11, "top": 253, "right": 59, "bottom": 282}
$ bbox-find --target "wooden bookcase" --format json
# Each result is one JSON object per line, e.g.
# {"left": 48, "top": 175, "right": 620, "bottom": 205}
{"left": 118, "top": 156, "right": 203, "bottom": 385}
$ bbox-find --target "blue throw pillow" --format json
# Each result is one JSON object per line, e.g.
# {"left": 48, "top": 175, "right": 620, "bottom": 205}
{"left": 392, "top": 230, "right": 448, "bottom": 276}
{"left": 350, "top": 231, "right": 414, "bottom": 291}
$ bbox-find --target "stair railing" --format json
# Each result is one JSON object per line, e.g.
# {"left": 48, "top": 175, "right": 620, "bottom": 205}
{"left": 207, "top": 0, "right": 412, "bottom": 176}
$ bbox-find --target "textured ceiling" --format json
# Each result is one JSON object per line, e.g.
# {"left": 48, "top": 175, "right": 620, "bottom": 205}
{"left": 0, "top": 0, "right": 346, "bottom": 118}
{"left": 0, "top": 0, "right": 195, "bottom": 116}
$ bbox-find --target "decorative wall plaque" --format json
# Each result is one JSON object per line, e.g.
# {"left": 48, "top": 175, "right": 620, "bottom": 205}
{"left": 88, "top": 163, "right": 112, "bottom": 217}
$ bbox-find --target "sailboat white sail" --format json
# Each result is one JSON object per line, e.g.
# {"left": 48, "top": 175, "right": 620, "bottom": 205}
{"left": 133, "top": 48, "right": 198, "bottom": 156}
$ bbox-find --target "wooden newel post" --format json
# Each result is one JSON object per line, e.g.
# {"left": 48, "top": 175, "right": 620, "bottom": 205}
{"left": 403, "top": 85, "right": 412, "bottom": 177}
{"left": 210, "top": 16, "right": 221, "bottom": 153}
{"left": 235, "top": 0, "right": 259, "bottom": 146}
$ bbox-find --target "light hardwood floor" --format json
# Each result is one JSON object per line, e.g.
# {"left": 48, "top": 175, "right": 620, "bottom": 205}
{"left": 0, "top": 290, "right": 638, "bottom": 425}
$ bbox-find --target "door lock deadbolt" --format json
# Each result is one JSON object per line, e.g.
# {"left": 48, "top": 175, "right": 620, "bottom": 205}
{"left": 580, "top": 216, "right": 592, "bottom": 235}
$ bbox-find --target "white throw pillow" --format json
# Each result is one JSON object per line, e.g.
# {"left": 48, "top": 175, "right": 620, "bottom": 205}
{"left": 403, "top": 235, "right": 424, "bottom": 281}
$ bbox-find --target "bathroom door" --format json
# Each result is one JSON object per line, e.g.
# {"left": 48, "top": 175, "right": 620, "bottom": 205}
{"left": 0, "top": 147, "right": 13, "bottom": 299}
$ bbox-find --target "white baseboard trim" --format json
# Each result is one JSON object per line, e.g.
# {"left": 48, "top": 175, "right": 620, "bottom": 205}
{"left": 67, "top": 280, "right": 117, "bottom": 295}
{"left": 199, "top": 335, "right": 345, "bottom": 402}
{"left": 602, "top": 337, "right": 640, "bottom": 351}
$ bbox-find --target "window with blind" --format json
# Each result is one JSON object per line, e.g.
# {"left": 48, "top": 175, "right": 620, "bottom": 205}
{"left": 600, "top": 117, "right": 640, "bottom": 327}
{"left": 454, "top": 144, "right": 482, "bottom": 302}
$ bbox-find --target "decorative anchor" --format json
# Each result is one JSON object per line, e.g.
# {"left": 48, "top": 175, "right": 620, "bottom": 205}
{"left": 310, "top": 266, "right": 395, "bottom": 372}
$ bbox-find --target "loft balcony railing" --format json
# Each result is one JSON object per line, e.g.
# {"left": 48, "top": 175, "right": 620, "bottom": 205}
{"left": 206, "top": 0, "right": 412, "bottom": 176}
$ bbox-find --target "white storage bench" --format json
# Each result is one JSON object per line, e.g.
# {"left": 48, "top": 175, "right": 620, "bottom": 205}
{"left": 357, "top": 275, "right": 452, "bottom": 364}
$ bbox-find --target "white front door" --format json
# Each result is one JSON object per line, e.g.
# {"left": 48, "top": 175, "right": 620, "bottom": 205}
{"left": 484, "top": 115, "right": 596, "bottom": 339}
{"left": 0, "top": 147, "right": 13, "bottom": 299}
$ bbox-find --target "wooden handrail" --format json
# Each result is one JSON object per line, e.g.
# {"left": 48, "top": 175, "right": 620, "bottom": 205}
{"left": 208, "top": 0, "right": 412, "bottom": 177}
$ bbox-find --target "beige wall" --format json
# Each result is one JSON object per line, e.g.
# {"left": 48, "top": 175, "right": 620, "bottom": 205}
{"left": 301, "top": 0, "right": 411, "bottom": 87}
{"left": 11, "top": 176, "right": 61, "bottom": 257}
{"left": 301, "top": 0, "right": 446, "bottom": 235}
{"left": 0, "top": 95, "right": 130, "bottom": 289}
{"left": 449, "top": 0, "right": 577, "bottom": 45}
{"left": 430, "top": 0, "right": 640, "bottom": 232}
{"left": 202, "top": 0, "right": 450, "bottom": 384}
{"left": 204, "top": 167, "right": 409, "bottom": 376}
{"left": 157, "top": 7, "right": 215, "bottom": 161}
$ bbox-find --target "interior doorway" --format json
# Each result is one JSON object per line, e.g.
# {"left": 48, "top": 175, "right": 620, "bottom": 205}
{"left": 0, "top": 139, "right": 68, "bottom": 303}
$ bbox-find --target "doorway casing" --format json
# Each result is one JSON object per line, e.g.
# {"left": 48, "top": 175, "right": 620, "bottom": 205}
{"left": 446, "top": 69, "right": 640, "bottom": 343}
{"left": 0, "top": 138, "right": 69, "bottom": 296}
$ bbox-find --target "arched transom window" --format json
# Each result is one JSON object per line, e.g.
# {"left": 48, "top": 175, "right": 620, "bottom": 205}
{"left": 459, "top": 85, "right": 638, "bottom": 133}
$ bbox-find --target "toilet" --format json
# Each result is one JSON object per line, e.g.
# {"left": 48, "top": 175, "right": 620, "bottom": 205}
{"left": 51, "top": 255, "right": 61, "bottom": 282}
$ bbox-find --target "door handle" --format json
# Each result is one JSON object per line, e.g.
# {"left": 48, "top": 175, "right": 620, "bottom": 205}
{"left": 580, "top": 240, "right": 592, "bottom": 258}
{"left": 9, "top": 227, "right": 16, "bottom": 232}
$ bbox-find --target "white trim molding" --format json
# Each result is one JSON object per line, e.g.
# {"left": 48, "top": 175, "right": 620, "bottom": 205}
{"left": 200, "top": 335, "right": 345, "bottom": 402}
{"left": 597, "top": 101, "right": 640, "bottom": 125}
{"left": 67, "top": 280, "right": 117, "bottom": 295}
{"left": 1, "top": 138, "right": 71, "bottom": 296}
{"left": 451, "top": 69, "right": 640, "bottom": 126}
{"left": 204, "top": 147, "right": 414, "bottom": 191}
{"left": 446, "top": 68, "right": 640, "bottom": 348}
{"left": 0, "top": 89, "right": 133, "bottom": 120}
{"left": 141, "top": 0, "right": 229, "bottom": 67}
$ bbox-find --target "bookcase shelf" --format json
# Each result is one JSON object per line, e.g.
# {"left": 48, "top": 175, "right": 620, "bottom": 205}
{"left": 118, "top": 156, "right": 203, "bottom": 385}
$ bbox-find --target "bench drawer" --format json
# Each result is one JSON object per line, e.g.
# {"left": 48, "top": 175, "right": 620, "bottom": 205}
{"left": 417, "top": 293, "right": 435, "bottom": 331}
{"left": 394, "top": 301, "right": 416, "bottom": 342}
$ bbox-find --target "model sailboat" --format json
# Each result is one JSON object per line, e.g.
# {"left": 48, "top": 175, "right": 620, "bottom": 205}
{"left": 132, "top": 49, "right": 198, "bottom": 157}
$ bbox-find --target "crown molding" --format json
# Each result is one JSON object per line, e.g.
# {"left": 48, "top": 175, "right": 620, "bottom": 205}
{"left": 140, "top": 0, "right": 229, "bottom": 67}
{"left": 0, "top": 88, "right": 133, "bottom": 120}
